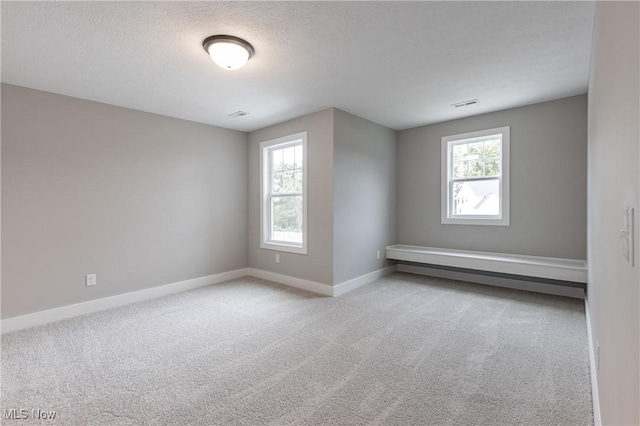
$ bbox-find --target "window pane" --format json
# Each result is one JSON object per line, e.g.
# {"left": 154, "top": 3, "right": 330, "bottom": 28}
{"left": 452, "top": 143, "right": 468, "bottom": 162}
{"left": 281, "top": 170, "right": 296, "bottom": 192}
{"left": 283, "top": 146, "right": 295, "bottom": 169}
{"left": 294, "top": 169, "right": 302, "bottom": 192}
{"left": 453, "top": 161, "right": 467, "bottom": 178}
{"left": 272, "top": 148, "right": 283, "bottom": 170}
{"left": 466, "top": 159, "right": 483, "bottom": 177}
{"left": 271, "top": 195, "right": 302, "bottom": 243}
{"left": 467, "top": 142, "right": 483, "bottom": 158}
{"left": 485, "top": 159, "right": 501, "bottom": 177}
{"left": 271, "top": 147, "right": 285, "bottom": 194}
{"left": 483, "top": 139, "right": 501, "bottom": 177}
{"left": 294, "top": 145, "right": 302, "bottom": 168}
{"left": 452, "top": 179, "right": 500, "bottom": 216}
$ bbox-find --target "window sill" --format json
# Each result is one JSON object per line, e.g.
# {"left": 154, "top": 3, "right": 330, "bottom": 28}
{"left": 441, "top": 216, "right": 509, "bottom": 226}
{"left": 260, "top": 241, "right": 308, "bottom": 255}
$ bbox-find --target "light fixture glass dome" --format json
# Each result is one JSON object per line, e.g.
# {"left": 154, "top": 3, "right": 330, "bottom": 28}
{"left": 203, "top": 35, "right": 255, "bottom": 71}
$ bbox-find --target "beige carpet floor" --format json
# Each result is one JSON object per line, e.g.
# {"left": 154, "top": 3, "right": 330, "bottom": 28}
{"left": 1, "top": 272, "right": 593, "bottom": 425}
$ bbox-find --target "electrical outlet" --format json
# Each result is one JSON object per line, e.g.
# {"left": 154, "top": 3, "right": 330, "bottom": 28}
{"left": 596, "top": 341, "right": 600, "bottom": 370}
{"left": 275, "top": 254, "right": 280, "bottom": 263}
{"left": 620, "top": 207, "right": 634, "bottom": 266}
{"left": 377, "top": 250, "right": 381, "bottom": 259}
{"left": 86, "top": 274, "right": 97, "bottom": 287}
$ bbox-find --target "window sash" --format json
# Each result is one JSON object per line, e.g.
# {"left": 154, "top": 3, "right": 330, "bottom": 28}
{"left": 447, "top": 137, "right": 503, "bottom": 219}
{"left": 448, "top": 177, "right": 501, "bottom": 218}
{"left": 268, "top": 194, "right": 303, "bottom": 245}
{"left": 267, "top": 144, "right": 303, "bottom": 195}
{"left": 448, "top": 138, "right": 502, "bottom": 180}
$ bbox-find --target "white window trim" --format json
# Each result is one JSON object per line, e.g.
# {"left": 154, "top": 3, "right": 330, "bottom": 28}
{"left": 441, "top": 126, "right": 510, "bottom": 226}
{"left": 260, "top": 131, "right": 308, "bottom": 254}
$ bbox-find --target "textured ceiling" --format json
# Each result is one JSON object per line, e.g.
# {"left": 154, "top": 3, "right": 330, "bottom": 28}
{"left": 1, "top": 1, "right": 595, "bottom": 132}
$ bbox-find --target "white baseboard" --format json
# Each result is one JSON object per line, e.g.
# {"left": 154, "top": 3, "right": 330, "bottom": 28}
{"left": 1, "top": 266, "right": 396, "bottom": 333}
{"left": 584, "top": 297, "right": 602, "bottom": 426}
{"left": 0, "top": 268, "right": 248, "bottom": 334}
{"left": 247, "top": 266, "right": 397, "bottom": 297}
{"left": 333, "top": 265, "right": 397, "bottom": 296}
{"left": 398, "top": 264, "right": 585, "bottom": 299}
{"left": 247, "top": 268, "right": 333, "bottom": 296}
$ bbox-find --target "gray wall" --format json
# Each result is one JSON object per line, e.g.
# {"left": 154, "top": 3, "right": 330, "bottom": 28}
{"left": 1, "top": 84, "right": 248, "bottom": 319}
{"left": 587, "top": 2, "right": 639, "bottom": 424}
{"left": 333, "top": 109, "right": 396, "bottom": 284}
{"left": 248, "top": 109, "right": 334, "bottom": 285}
{"left": 397, "top": 95, "right": 587, "bottom": 259}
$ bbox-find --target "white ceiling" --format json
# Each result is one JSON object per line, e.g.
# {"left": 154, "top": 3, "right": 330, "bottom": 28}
{"left": 1, "top": 1, "right": 596, "bottom": 132}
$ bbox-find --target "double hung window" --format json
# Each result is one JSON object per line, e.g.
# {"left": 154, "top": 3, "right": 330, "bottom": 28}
{"left": 441, "top": 126, "right": 510, "bottom": 226}
{"left": 260, "top": 132, "right": 307, "bottom": 254}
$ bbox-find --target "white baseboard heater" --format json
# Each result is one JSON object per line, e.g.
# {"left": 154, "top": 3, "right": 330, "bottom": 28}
{"left": 386, "top": 244, "right": 587, "bottom": 286}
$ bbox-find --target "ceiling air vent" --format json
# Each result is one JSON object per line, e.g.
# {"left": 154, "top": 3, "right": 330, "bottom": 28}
{"left": 451, "top": 99, "right": 479, "bottom": 108}
{"left": 228, "top": 111, "right": 250, "bottom": 118}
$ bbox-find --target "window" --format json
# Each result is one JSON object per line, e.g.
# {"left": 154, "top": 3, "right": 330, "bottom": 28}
{"left": 441, "top": 126, "right": 510, "bottom": 226}
{"left": 260, "top": 132, "right": 307, "bottom": 254}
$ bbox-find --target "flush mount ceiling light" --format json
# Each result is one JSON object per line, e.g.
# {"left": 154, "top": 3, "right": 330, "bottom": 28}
{"left": 203, "top": 35, "right": 255, "bottom": 70}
